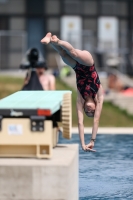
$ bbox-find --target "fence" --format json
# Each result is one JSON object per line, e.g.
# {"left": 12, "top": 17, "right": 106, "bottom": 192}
{"left": 0, "top": 30, "right": 27, "bottom": 70}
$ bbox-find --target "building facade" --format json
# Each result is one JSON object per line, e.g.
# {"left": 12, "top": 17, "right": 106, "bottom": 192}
{"left": 0, "top": 0, "right": 133, "bottom": 73}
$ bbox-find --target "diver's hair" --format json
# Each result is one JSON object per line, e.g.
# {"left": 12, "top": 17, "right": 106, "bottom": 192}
{"left": 83, "top": 104, "right": 94, "bottom": 118}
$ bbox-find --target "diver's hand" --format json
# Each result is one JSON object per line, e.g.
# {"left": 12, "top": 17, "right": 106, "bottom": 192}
{"left": 82, "top": 144, "right": 88, "bottom": 151}
{"left": 82, "top": 144, "right": 96, "bottom": 152}
{"left": 86, "top": 141, "right": 96, "bottom": 152}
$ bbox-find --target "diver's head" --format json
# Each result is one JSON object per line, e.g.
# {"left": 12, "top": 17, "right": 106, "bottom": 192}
{"left": 83, "top": 98, "right": 96, "bottom": 118}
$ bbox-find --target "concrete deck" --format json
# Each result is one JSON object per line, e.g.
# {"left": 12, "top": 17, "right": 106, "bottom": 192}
{"left": 71, "top": 127, "right": 133, "bottom": 134}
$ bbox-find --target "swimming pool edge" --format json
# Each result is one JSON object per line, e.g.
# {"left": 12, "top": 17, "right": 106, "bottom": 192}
{"left": 71, "top": 127, "right": 133, "bottom": 134}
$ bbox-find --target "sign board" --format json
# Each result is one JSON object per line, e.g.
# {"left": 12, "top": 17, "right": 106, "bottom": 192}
{"left": 8, "top": 124, "right": 23, "bottom": 135}
{"left": 98, "top": 17, "right": 118, "bottom": 50}
{"left": 61, "top": 16, "right": 82, "bottom": 49}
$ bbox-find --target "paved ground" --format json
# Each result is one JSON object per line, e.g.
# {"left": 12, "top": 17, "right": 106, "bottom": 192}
{"left": 0, "top": 69, "right": 26, "bottom": 78}
{"left": 72, "top": 127, "right": 133, "bottom": 134}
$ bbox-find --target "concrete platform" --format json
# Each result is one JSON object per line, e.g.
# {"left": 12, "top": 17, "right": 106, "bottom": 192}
{"left": 0, "top": 144, "right": 79, "bottom": 200}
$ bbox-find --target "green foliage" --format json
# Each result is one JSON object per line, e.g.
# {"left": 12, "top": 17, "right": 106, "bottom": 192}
{"left": 0, "top": 76, "right": 23, "bottom": 99}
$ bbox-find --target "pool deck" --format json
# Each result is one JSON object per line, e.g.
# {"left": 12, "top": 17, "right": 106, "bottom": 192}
{"left": 71, "top": 127, "right": 133, "bottom": 134}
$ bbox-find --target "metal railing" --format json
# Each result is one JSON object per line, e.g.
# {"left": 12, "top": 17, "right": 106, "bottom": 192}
{"left": 0, "top": 30, "right": 27, "bottom": 70}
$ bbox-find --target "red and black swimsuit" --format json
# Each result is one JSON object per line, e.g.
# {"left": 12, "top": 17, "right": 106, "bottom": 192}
{"left": 73, "top": 62, "right": 101, "bottom": 100}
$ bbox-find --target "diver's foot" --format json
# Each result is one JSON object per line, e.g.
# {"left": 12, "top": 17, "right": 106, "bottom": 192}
{"left": 51, "top": 35, "right": 59, "bottom": 45}
{"left": 41, "top": 32, "right": 52, "bottom": 44}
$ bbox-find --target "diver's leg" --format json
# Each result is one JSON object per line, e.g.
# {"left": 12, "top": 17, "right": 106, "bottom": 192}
{"left": 50, "top": 35, "right": 94, "bottom": 66}
{"left": 41, "top": 32, "right": 52, "bottom": 44}
{"left": 41, "top": 33, "right": 76, "bottom": 68}
{"left": 51, "top": 43, "right": 76, "bottom": 68}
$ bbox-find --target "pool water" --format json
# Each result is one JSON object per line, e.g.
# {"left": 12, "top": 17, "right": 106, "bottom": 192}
{"left": 58, "top": 133, "right": 133, "bottom": 200}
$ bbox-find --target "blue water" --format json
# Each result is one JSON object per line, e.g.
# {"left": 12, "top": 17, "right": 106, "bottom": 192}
{"left": 58, "top": 133, "right": 133, "bottom": 200}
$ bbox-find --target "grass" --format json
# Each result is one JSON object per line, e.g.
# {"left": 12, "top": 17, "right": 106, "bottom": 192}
{"left": 0, "top": 75, "right": 133, "bottom": 127}
{"left": 0, "top": 76, "right": 23, "bottom": 98}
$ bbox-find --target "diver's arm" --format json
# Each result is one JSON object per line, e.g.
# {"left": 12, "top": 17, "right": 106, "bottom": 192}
{"left": 76, "top": 92, "right": 85, "bottom": 147}
{"left": 91, "top": 94, "right": 104, "bottom": 140}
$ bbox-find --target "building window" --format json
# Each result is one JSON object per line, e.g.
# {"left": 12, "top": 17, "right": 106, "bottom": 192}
{"left": 27, "top": 0, "right": 44, "bottom": 15}
{"left": 0, "top": 17, "right": 8, "bottom": 30}
{"left": 47, "top": 18, "right": 60, "bottom": 32}
{"left": 45, "top": 0, "right": 60, "bottom": 14}
{"left": 64, "top": 0, "right": 81, "bottom": 14}
{"left": 83, "top": 18, "right": 97, "bottom": 50}
{"left": 9, "top": 17, "right": 25, "bottom": 30}
{"left": 119, "top": 20, "right": 128, "bottom": 48}
{"left": 83, "top": 0, "right": 97, "bottom": 15}
{"left": 83, "top": 18, "right": 97, "bottom": 32}
{"left": 0, "top": 0, "right": 8, "bottom": 3}
{"left": 0, "top": 0, "right": 25, "bottom": 14}
{"left": 101, "top": 0, "right": 118, "bottom": 15}
{"left": 118, "top": 1, "right": 127, "bottom": 16}
{"left": 101, "top": 0, "right": 128, "bottom": 16}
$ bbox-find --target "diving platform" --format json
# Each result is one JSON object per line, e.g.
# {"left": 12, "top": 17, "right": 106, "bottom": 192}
{"left": 0, "top": 91, "right": 72, "bottom": 158}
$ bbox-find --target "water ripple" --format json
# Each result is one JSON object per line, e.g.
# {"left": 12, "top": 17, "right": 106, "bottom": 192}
{"left": 59, "top": 133, "right": 133, "bottom": 199}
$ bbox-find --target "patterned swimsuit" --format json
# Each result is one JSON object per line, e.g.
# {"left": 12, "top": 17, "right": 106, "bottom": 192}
{"left": 73, "top": 62, "right": 101, "bottom": 100}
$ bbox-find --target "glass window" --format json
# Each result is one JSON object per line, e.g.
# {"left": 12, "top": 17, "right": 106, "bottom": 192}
{"left": 64, "top": 0, "right": 81, "bottom": 14}
{"left": 0, "top": 0, "right": 25, "bottom": 14}
{"left": 9, "top": 18, "right": 26, "bottom": 30}
{"left": 83, "top": 18, "right": 97, "bottom": 31}
{"left": 27, "top": 18, "right": 44, "bottom": 53}
{"left": 47, "top": 18, "right": 60, "bottom": 32}
{"left": 101, "top": 0, "right": 128, "bottom": 16}
{"left": 27, "top": 0, "right": 44, "bottom": 14}
{"left": 101, "top": 0, "right": 118, "bottom": 15}
{"left": 83, "top": 18, "right": 97, "bottom": 49}
{"left": 45, "top": 0, "right": 60, "bottom": 14}
{"left": 119, "top": 20, "right": 128, "bottom": 48}
{"left": 0, "top": 0, "right": 8, "bottom": 3}
{"left": 83, "top": 0, "right": 97, "bottom": 15}
{"left": 118, "top": 2, "right": 127, "bottom": 16}
{"left": 0, "top": 17, "right": 8, "bottom": 30}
